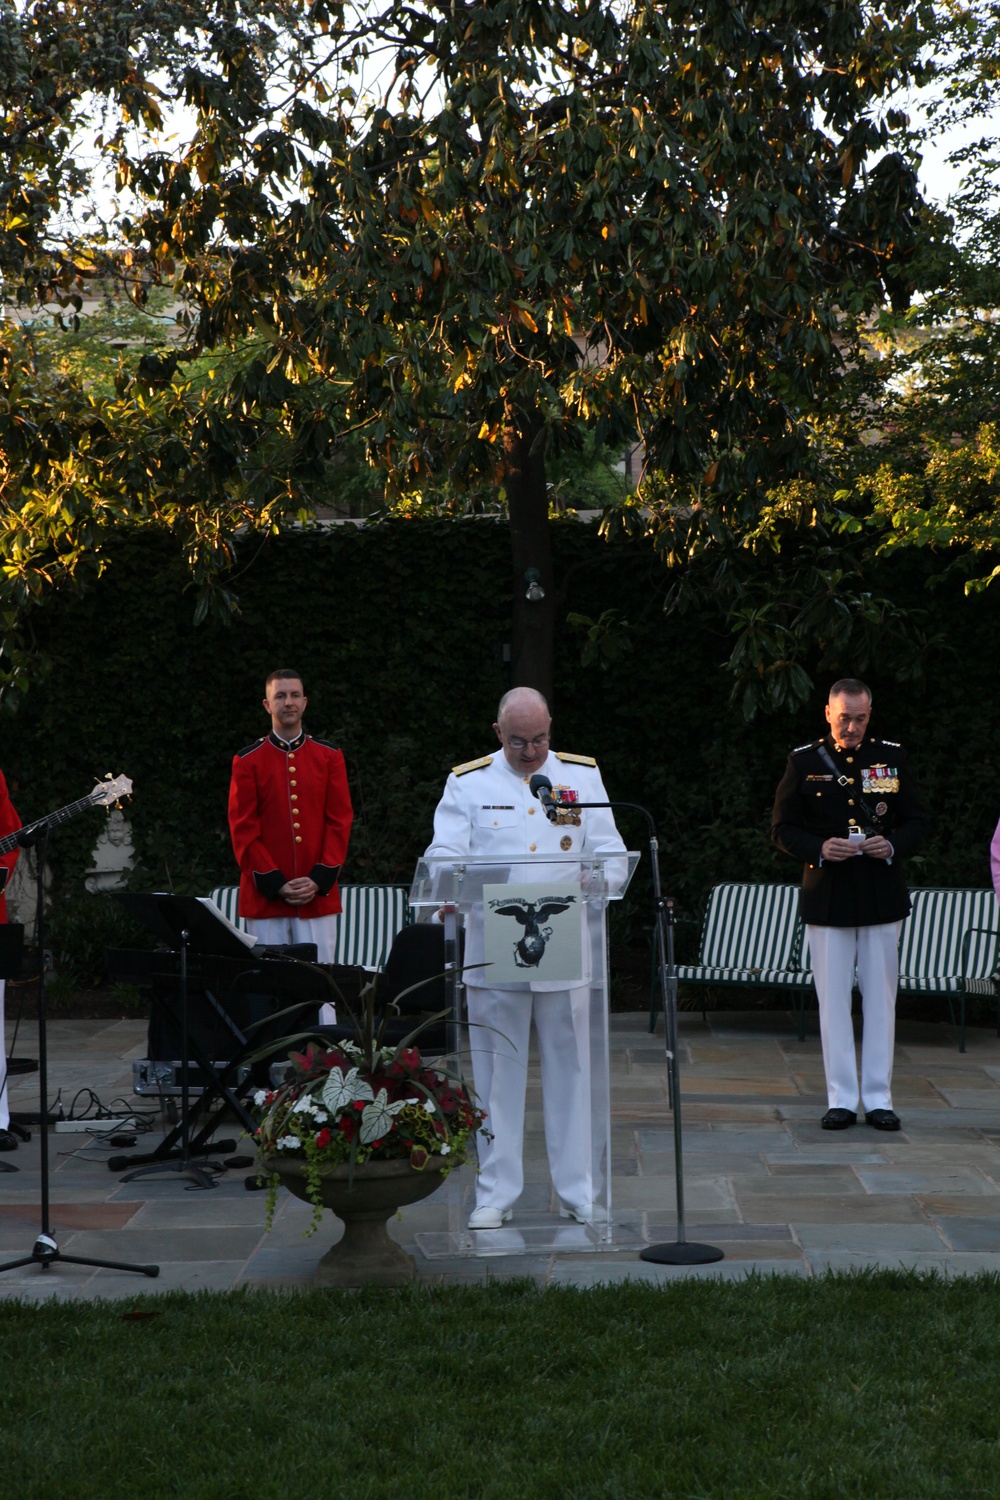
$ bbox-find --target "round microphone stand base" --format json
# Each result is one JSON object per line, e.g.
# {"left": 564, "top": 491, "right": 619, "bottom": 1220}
{"left": 639, "top": 1241, "right": 725, "bottom": 1266}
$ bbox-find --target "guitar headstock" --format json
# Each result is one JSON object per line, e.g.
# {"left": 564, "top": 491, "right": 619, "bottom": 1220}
{"left": 91, "top": 774, "right": 133, "bottom": 809}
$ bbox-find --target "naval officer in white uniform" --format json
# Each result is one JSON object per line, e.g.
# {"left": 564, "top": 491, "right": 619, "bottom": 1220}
{"left": 425, "top": 686, "right": 626, "bottom": 1229}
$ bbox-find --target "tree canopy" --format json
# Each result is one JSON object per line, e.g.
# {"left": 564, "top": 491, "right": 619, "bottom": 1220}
{"left": 0, "top": 0, "right": 948, "bottom": 705}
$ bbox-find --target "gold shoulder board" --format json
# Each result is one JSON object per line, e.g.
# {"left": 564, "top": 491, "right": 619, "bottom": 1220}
{"left": 555, "top": 751, "right": 597, "bottom": 767}
{"left": 452, "top": 755, "right": 494, "bottom": 776}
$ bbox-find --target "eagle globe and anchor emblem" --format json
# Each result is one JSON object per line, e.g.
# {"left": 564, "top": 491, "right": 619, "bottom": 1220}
{"left": 493, "top": 898, "right": 574, "bottom": 968}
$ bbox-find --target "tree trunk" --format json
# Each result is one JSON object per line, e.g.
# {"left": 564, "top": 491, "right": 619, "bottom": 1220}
{"left": 503, "top": 405, "right": 555, "bottom": 705}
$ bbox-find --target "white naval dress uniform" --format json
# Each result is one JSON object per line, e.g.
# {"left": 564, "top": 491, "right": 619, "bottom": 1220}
{"left": 424, "top": 750, "right": 626, "bottom": 1218}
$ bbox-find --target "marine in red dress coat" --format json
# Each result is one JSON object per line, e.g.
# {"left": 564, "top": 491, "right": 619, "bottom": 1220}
{"left": 228, "top": 673, "right": 352, "bottom": 925}
{"left": 0, "top": 769, "right": 21, "bottom": 1148}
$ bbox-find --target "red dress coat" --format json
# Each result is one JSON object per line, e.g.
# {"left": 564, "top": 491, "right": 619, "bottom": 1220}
{"left": 0, "top": 771, "right": 20, "bottom": 922}
{"left": 228, "top": 731, "right": 352, "bottom": 920}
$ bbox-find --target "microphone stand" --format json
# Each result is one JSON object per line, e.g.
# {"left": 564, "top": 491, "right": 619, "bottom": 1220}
{"left": 0, "top": 821, "right": 159, "bottom": 1282}
{"left": 536, "top": 788, "right": 722, "bottom": 1266}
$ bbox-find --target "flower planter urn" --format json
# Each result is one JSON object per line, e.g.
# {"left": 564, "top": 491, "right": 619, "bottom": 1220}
{"left": 268, "top": 1155, "right": 448, "bottom": 1288}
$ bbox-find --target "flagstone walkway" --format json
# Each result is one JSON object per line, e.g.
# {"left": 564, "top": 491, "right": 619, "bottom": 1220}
{"left": 2, "top": 1006, "right": 1000, "bottom": 1299}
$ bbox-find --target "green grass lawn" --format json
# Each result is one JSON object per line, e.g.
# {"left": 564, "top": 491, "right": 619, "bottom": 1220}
{"left": 3, "top": 1272, "right": 999, "bottom": 1499}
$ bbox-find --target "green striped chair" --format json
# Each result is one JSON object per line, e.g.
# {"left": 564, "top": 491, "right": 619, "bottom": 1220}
{"left": 897, "top": 887, "right": 1000, "bottom": 1052}
{"left": 205, "top": 883, "right": 412, "bottom": 969}
{"left": 668, "top": 881, "right": 814, "bottom": 1036}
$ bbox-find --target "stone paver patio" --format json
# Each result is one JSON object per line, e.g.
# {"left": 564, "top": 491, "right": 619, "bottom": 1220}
{"left": 2, "top": 1006, "right": 1000, "bottom": 1298}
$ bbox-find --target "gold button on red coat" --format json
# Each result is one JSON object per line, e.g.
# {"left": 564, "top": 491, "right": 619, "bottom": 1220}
{"left": 295, "top": 836, "right": 302, "bottom": 844}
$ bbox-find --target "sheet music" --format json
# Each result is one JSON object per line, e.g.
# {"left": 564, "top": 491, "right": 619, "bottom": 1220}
{"left": 196, "top": 896, "right": 259, "bottom": 948}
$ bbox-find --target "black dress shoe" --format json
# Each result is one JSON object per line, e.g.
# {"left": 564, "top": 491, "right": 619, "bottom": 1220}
{"left": 865, "top": 1108, "right": 901, "bottom": 1131}
{"left": 820, "top": 1108, "right": 857, "bottom": 1130}
{"left": 0, "top": 1127, "right": 18, "bottom": 1152}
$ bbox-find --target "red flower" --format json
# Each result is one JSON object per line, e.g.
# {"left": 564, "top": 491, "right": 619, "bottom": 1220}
{"left": 397, "top": 1047, "right": 421, "bottom": 1072}
{"left": 315, "top": 1128, "right": 331, "bottom": 1149}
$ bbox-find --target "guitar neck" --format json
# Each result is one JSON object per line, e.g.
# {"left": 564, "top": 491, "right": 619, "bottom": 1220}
{"left": 0, "top": 794, "right": 96, "bottom": 857}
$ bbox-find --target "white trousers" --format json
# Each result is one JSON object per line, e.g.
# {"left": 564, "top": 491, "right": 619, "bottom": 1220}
{"left": 0, "top": 980, "right": 7, "bottom": 1130}
{"left": 807, "top": 922, "right": 901, "bottom": 1112}
{"left": 247, "top": 915, "right": 338, "bottom": 1022}
{"left": 466, "top": 984, "right": 593, "bottom": 1215}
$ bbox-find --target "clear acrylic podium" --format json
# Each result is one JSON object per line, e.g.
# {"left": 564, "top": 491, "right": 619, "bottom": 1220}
{"left": 409, "top": 850, "right": 640, "bottom": 1258}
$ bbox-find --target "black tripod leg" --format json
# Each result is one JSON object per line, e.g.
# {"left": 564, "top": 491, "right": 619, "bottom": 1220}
{"left": 50, "top": 1252, "right": 159, "bottom": 1276}
{"left": 0, "top": 1242, "right": 158, "bottom": 1276}
{"left": 120, "top": 1157, "right": 221, "bottom": 1190}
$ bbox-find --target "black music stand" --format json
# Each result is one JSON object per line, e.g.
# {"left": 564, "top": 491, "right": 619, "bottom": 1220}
{"left": 105, "top": 951, "right": 321, "bottom": 1175}
{"left": 0, "top": 824, "right": 158, "bottom": 1280}
{"left": 111, "top": 892, "right": 251, "bottom": 1190}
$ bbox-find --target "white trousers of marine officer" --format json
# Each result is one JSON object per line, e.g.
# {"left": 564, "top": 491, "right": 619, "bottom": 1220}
{"left": 247, "top": 915, "right": 339, "bottom": 1023}
{"left": 467, "top": 983, "right": 592, "bottom": 1216}
{"left": 0, "top": 980, "right": 8, "bottom": 1130}
{"left": 807, "top": 921, "right": 901, "bottom": 1112}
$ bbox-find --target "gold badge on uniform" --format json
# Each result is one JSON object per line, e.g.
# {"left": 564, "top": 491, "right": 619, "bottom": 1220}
{"left": 560, "top": 834, "right": 572, "bottom": 851}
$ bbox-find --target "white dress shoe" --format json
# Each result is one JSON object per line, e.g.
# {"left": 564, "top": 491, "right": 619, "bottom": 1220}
{"left": 468, "top": 1205, "right": 513, "bottom": 1230}
{"left": 559, "top": 1203, "right": 609, "bottom": 1224}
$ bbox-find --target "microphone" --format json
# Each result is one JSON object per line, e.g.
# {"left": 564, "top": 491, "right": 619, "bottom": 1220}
{"left": 528, "top": 774, "right": 559, "bottom": 824}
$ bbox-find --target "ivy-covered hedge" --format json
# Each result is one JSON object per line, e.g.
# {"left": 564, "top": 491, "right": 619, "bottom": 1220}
{"left": 5, "top": 518, "right": 999, "bottom": 978}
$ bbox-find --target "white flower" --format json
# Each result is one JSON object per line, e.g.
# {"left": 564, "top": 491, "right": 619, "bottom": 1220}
{"left": 276, "top": 1134, "right": 301, "bottom": 1151}
{"left": 290, "top": 1095, "right": 325, "bottom": 1119}
{"left": 252, "top": 1089, "right": 270, "bottom": 1107}
{"left": 423, "top": 1099, "right": 436, "bottom": 1114}
{"left": 439, "top": 1143, "right": 451, "bottom": 1155}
